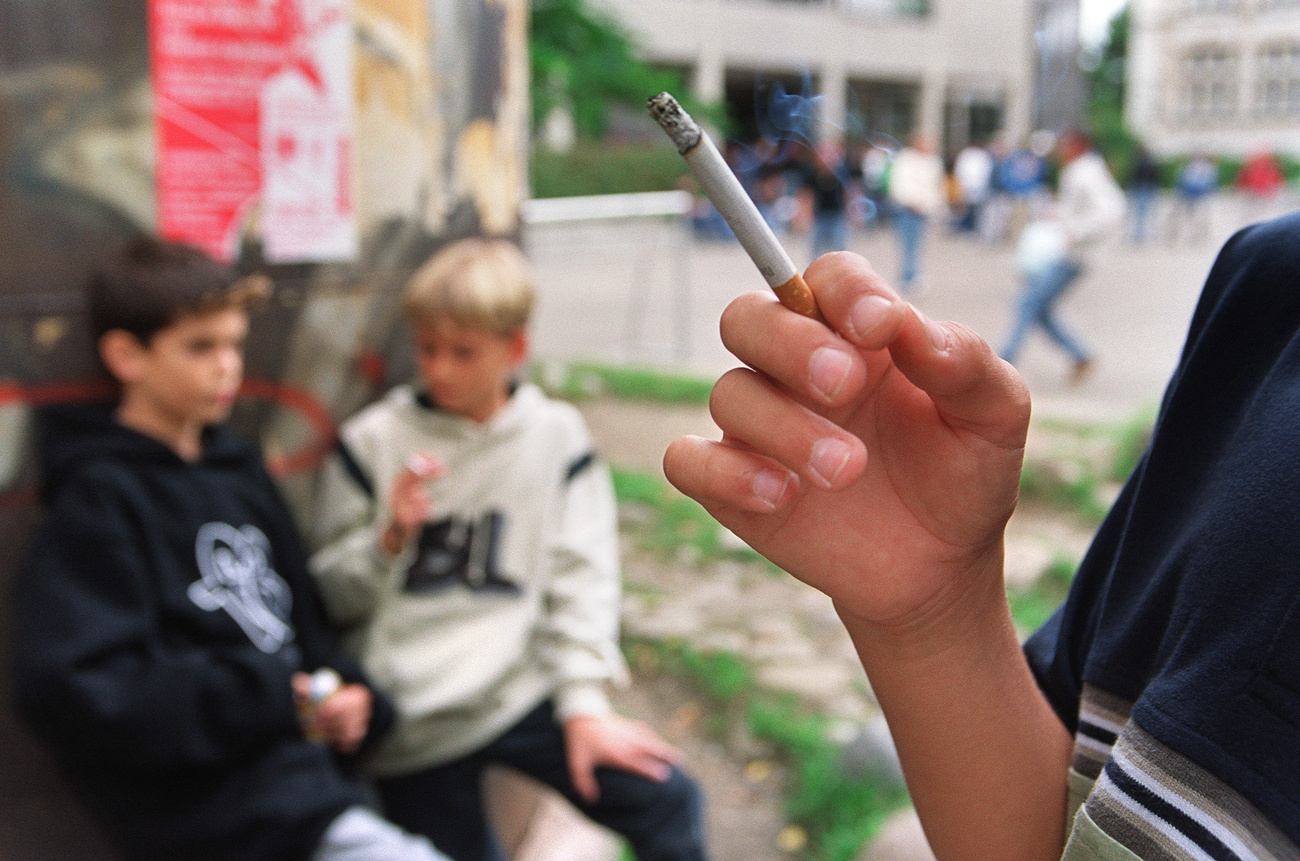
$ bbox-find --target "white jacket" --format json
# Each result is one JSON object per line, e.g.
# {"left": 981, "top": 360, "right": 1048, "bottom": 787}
{"left": 888, "top": 146, "right": 946, "bottom": 217}
{"left": 309, "top": 383, "right": 627, "bottom": 775}
{"left": 1058, "top": 150, "right": 1124, "bottom": 257}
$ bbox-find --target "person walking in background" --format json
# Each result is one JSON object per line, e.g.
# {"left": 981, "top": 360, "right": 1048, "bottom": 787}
{"left": 1236, "top": 149, "right": 1286, "bottom": 223}
{"left": 999, "top": 127, "right": 1124, "bottom": 384}
{"left": 953, "top": 139, "right": 993, "bottom": 234}
{"left": 797, "top": 138, "right": 861, "bottom": 261}
{"left": 886, "top": 134, "right": 946, "bottom": 294}
{"left": 999, "top": 136, "right": 1051, "bottom": 239}
{"left": 1167, "top": 153, "right": 1217, "bottom": 245}
{"left": 859, "top": 141, "right": 894, "bottom": 229}
{"left": 999, "top": 213, "right": 1092, "bottom": 383}
{"left": 979, "top": 137, "right": 1013, "bottom": 243}
{"left": 1127, "top": 145, "right": 1161, "bottom": 245}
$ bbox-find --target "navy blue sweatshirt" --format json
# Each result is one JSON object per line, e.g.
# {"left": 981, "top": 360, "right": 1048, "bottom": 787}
{"left": 1025, "top": 212, "right": 1300, "bottom": 849}
{"left": 11, "top": 403, "right": 394, "bottom": 861}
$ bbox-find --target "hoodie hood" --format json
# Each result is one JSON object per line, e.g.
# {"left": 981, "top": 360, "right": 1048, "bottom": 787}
{"left": 35, "top": 400, "right": 250, "bottom": 504}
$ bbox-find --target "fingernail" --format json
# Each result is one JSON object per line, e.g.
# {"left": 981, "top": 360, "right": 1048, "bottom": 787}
{"left": 914, "top": 306, "right": 949, "bottom": 353}
{"left": 808, "top": 438, "right": 852, "bottom": 488}
{"left": 751, "top": 469, "right": 792, "bottom": 509}
{"left": 847, "top": 294, "right": 895, "bottom": 342}
{"left": 809, "top": 346, "right": 852, "bottom": 402}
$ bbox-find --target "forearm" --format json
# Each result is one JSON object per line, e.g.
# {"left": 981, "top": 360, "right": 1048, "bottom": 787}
{"left": 839, "top": 551, "right": 1072, "bottom": 861}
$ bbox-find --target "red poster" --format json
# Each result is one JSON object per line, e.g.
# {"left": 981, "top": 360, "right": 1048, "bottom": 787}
{"left": 150, "top": 0, "right": 356, "bottom": 263}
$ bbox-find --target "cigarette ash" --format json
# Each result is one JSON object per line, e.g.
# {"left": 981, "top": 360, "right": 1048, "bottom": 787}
{"left": 647, "top": 92, "right": 702, "bottom": 155}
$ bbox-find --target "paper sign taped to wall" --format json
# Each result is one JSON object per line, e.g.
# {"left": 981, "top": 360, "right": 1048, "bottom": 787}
{"left": 150, "top": 0, "right": 357, "bottom": 263}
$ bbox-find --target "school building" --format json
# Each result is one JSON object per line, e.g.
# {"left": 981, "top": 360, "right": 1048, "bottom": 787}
{"left": 1127, "top": 0, "right": 1300, "bottom": 156}
{"left": 588, "top": 0, "right": 1087, "bottom": 154}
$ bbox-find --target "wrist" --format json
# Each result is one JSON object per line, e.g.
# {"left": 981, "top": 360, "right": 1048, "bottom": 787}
{"left": 554, "top": 682, "right": 613, "bottom": 723}
{"left": 380, "top": 521, "right": 404, "bottom": 557}
{"left": 835, "top": 544, "right": 1013, "bottom": 667}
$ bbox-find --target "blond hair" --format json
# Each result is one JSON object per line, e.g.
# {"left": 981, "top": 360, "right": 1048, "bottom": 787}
{"left": 402, "top": 238, "right": 535, "bottom": 337}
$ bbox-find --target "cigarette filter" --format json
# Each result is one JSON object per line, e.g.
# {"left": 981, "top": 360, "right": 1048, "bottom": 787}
{"left": 648, "top": 92, "right": 823, "bottom": 322}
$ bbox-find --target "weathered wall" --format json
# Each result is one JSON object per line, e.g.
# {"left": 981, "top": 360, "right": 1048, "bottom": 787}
{"left": 0, "top": 1, "right": 528, "bottom": 855}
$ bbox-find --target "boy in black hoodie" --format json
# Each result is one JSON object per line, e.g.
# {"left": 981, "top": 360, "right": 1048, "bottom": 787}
{"left": 11, "top": 238, "right": 449, "bottom": 861}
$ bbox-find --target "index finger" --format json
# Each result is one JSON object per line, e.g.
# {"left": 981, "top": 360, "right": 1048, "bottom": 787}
{"left": 720, "top": 253, "right": 907, "bottom": 408}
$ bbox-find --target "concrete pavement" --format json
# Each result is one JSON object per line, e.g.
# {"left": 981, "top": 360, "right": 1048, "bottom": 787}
{"left": 526, "top": 192, "right": 1277, "bottom": 431}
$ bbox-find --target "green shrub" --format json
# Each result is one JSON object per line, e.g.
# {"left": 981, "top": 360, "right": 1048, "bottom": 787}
{"left": 750, "top": 700, "right": 908, "bottom": 861}
{"left": 531, "top": 142, "right": 689, "bottom": 198}
{"left": 1008, "top": 555, "right": 1077, "bottom": 633}
{"left": 535, "top": 361, "right": 714, "bottom": 404}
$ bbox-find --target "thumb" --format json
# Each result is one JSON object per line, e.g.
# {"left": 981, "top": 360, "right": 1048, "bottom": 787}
{"left": 566, "top": 744, "right": 600, "bottom": 804}
{"left": 889, "top": 304, "right": 1031, "bottom": 448}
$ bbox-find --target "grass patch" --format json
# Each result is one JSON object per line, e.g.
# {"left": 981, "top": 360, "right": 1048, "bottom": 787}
{"left": 631, "top": 640, "right": 908, "bottom": 861}
{"left": 535, "top": 360, "right": 714, "bottom": 404}
{"left": 1019, "top": 409, "right": 1157, "bottom": 526}
{"left": 1017, "top": 460, "right": 1110, "bottom": 525}
{"left": 612, "top": 467, "right": 771, "bottom": 567}
{"left": 749, "top": 700, "right": 908, "bottom": 861}
{"left": 1108, "top": 409, "right": 1156, "bottom": 484}
{"left": 1007, "top": 555, "right": 1078, "bottom": 634}
{"left": 613, "top": 467, "right": 723, "bottom": 560}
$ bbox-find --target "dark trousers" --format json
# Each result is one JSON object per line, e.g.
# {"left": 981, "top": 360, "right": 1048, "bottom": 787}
{"left": 375, "top": 701, "right": 708, "bottom": 861}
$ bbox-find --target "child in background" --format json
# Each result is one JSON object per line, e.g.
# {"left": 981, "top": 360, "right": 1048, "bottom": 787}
{"left": 11, "top": 238, "right": 449, "bottom": 861}
{"left": 309, "top": 238, "right": 709, "bottom": 861}
{"left": 662, "top": 214, "right": 1300, "bottom": 860}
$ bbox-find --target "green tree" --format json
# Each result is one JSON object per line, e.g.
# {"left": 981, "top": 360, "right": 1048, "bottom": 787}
{"left": 529, "top": 0, "right": 710, "bottom": 140}
{"left": 1088, "top": 4, "right": 1129, "bottom": 127}
{"left": 1086, "top": 4, "right": 1142, "bottom": 179}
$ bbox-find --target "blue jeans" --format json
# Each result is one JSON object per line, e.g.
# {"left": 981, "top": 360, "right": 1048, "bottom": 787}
{"left": 999, "top": 259, "right": 1090, "bottom": 364}
{"left": 893, "top": 207, "right": 926, "bottom": 290}
{"left": 1130, "top": 186, "right": 1156, "bottom": 244}
{"left": 811, "top": 210, "right": 848, "bottom": 258}
{"left": 374, "top": 701, "right": 708, "bottom": 861}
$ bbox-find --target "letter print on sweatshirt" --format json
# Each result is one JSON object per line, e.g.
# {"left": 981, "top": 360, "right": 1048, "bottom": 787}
{"left": 405, "top": 511, "right": 522, "bottom": 595}
{"left": 189, "top": 522, "right": 295, "bottom": 653}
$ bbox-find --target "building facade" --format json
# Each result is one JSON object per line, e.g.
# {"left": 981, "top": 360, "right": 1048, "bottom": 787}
{"left": 1127, "top": 0, "right": 1300, "bottom": 156}
{"left": 591, "top": 0, "right": 1078, "bottom": 155}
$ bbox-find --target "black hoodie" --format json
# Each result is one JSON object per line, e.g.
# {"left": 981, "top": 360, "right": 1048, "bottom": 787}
{"left": 11, "top": 402, "right": 394, "bottom": 861}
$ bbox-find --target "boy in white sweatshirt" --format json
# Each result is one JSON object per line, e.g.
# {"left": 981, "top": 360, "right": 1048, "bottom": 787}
{"left": 309, "top": 238, "right": 708, "bottom": 861}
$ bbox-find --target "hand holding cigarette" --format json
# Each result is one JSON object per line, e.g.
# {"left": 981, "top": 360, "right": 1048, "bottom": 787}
{"left": 381, "top": 453, "right": 446, "bottom": 556}
{"left": 648, "top": 92, "right": 824, "bottom": 323}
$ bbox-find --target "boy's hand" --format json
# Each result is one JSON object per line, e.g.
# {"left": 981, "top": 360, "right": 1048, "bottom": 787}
{"left": 381, "top": 453, "right": 445, "bottom": 556}
{"left": 311, "top": 683, "right": 374, "bottom": 754}
{"left": 563, "top": 713, "right": 681, "bottom": 803}
{"left": 291, "top": 674, "right": 374, "bottom": 754}
{"left": 662, "top": 251, "right": 1030, "bottom": 632}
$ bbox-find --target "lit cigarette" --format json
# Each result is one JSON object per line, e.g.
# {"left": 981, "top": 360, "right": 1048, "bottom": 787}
{"left": 647, "top": 92, "right": 823, "bottom": 322}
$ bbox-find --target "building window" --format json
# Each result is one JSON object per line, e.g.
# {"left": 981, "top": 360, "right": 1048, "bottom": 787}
{"left": 1179, "top": 46, "right": 1237, "bottom": 125}
{"left": 1255, "top": 43, "right": 1300, "bottom": 119}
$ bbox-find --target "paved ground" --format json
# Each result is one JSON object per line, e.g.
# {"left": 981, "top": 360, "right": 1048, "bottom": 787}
{"left": 528, "top": 192, "right": 1277, "bottom": 439}
{"left": 509, "top": 193, "right": 1288, "bottom": 861}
